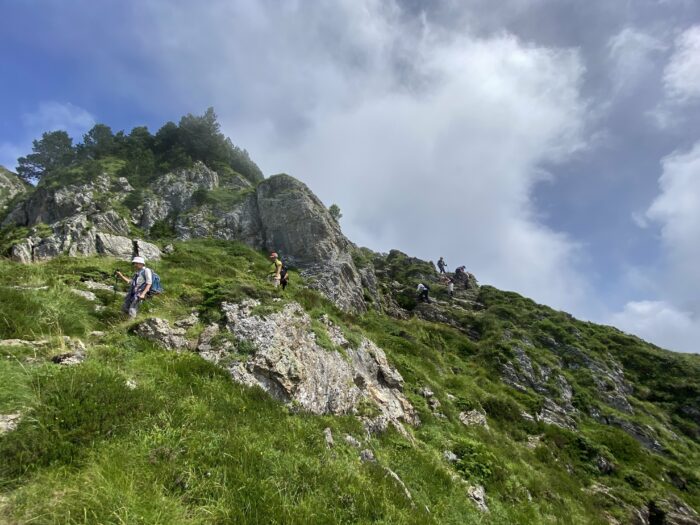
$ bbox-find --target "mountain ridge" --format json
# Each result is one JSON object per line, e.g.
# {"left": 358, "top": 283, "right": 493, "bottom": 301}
{"left": 0, "top": 114, "right": 698, "bottom": 524}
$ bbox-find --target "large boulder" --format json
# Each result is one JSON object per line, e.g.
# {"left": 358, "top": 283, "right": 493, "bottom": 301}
{"left": 205, "top": 300, "right": 418, "bottom": 433}
{"left": 256, "top": 174, "right": 366, "bottom": 312}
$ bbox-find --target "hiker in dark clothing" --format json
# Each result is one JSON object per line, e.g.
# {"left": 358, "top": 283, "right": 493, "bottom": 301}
{"left": 280, "top": 265, "right": 289, "bottom": 290}
{"left": 437, "top": 257, "right": 447, "bottom": 274}
{"left": 417, "top": 283, "right": 431, "bottom": 303}
{"left": 116, "top": 256, "right": 152, "bottom": 318}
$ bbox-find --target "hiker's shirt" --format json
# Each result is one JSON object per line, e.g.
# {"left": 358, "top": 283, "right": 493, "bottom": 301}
{"left": 273, "top": 259, "right": 282, "bottom": 277}
{"left": 130, "top": 268, "right": 153, "bottom": 295}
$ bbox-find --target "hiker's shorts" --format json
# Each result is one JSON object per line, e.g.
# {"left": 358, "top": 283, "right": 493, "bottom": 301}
{"left": 122, "top": 294, "right": 142, "bottom": 318}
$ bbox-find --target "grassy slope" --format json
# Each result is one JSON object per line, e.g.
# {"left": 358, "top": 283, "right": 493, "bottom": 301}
{"left": 0, "top": 240, "right": 698, "bottom": 524}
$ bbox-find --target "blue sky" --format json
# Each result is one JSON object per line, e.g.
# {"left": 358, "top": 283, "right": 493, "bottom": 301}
{"left": 1, "top": 0, "right": 699, "bottom": 353}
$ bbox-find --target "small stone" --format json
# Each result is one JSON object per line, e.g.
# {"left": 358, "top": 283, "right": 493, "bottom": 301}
{"left": 419, "top": 387, "right": 434, "bottom": 398}
{"left": 459, "top": 410, "right": 489, "bottom": 428}
{"left": 521, "top": 411, "right": 536, "bottom": 422}
{"left": 163, "top": 244, "right": 175, "bottom": 254}
{"left": 443, "top": 450, "right": 458, "bottom": 463}
{"left": 344, "top": 434, "right": 362, "bottom": 448}
{"left": 596, "top": 456, "right": 615, "bottom": 474}
{"left": 526, "top": 435, "right": 543, "bottom": 449}
{"left": 467, "top": 484, "right": 489, "bottom": 513}
{"left": 0, "top": 413, "right": 21, "bottom": 434}
{"left": 71, "top": 288, "right": 97, "bottom": 301}
{"left": 323, "top": 427, "right": 334, "bottom": 448}
{"left": 446, "top": 393, "right": 456, "bottom": 401}
{"left": 175, "top": 312, "right": 199, "bottom": 328}
{"left": 429, "top": 397, "right": 441, "bottom": 411}
{"left": 0, "top": 339, "right": 49, "bottom": 347}
{"left": 360, "top": 449, "right": 376, "bottom": 463}
{"left": 82, "top": 280, "right": 114, "bottom": 292}
{"left": 126, "top": 379, "right": 137, "bottom": 390}
{"left": 133, "top": 318, "right": 188, "bottom": 350}
{"left": 89, "top": 331, "right": 105, "bottom": 338}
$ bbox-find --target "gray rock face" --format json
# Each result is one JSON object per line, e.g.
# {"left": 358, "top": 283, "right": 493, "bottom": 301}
{"left": 0, "top": 166, "right": 28, "bottom": 213}
{"left": 133, "top": 318, "right": 188, "bottom": 350}
{"left": 549, "top": 344, "right": 633, "bottom": 413}
{"left": 136, "top": 162, "right": 220, "bottom": 230}
{"left": 4, "top": 172, "right": 161, "bottom": 263}
{"left": 501, "top": 343, "right": 577, "bottom": 429}
{"left": 5, "top": 163, "right": 367, "bottom": 312}
{"left": 593, "top": 413, "right": 664, "bottom": 452}
{"left": 255, "top": 175, "right": 366, "bottom": 312}
{"left": 208, "top": 300, "right": 418, "bottom": 433}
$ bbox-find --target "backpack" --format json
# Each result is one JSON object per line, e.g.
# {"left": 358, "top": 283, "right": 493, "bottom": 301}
{"left": 141, "top": 268, "right": 164, "bottom": 297}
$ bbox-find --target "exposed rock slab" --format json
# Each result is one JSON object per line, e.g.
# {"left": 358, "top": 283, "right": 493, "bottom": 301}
{"left": 133, "top": 318, "right": 188, "bottom": 350}
{"left": 208, "top": 300, "right": 417, "bottom": 432}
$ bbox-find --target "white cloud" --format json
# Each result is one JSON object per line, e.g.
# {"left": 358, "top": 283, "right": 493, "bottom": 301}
{"left": 611, "top": 300, "right": 699, "bottom": 354}
{"left": 614, "top": 141, "right": 700, "bottom": 353}
{"left": 663, "top": 25, "right": 700, "bottom": 102}
{"left": 22, "top": 101, "right": 95, "bottom": 136}
{"left": 0, "top": 102, "right": 95, "bottom": 170}
{"left": 608, "top": 27, "right": 666, "bottom": 93}
{"left": 115, "top": 0, "right": 594, "bottom": 312}
{"left": 647, "top": 142, "right": 700, "bottom": 301}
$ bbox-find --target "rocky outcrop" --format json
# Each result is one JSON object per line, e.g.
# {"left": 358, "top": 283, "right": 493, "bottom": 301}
{"left": 255, "top": 175, "right": 366, "bottom": 312}
{"left": 502, "top": 343, "right": 577, "bottom": 429}
{"left": 135, "top": 162, "right": 221, "bottom": 230}
{"left": 4, "top": 172, "right": 161, "bottom": 263}
{"left": 0, "top": 166, "right": 28, "bottom": 213}
{"left": 4, "top": 164, "right": 368, "bottom": 312}
{"left": 201, "top": 299, "right": 417, "bottom": 433}
{"left": 133, "top": 318, "right": 188, "bottom": 350}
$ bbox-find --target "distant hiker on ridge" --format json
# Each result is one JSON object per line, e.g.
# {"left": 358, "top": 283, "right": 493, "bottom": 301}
{"left": 270, "top": 252, "right": 288, "bottom": 290}
{"left": 437, "top": 257, "right": 447, "bottom": 274}
{"left": 447, "top": 279, "right": 454, "bottom": 298}
{"left": 116, "top": 256, "right": 153, "bottom": 319}
{"left": 417, "top": 283, "right": 431, "bottom": 303}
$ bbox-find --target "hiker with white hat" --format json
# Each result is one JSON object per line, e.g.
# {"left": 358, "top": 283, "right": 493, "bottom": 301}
{"left": 116, "top": 256, "right": 153, "bottom": 318}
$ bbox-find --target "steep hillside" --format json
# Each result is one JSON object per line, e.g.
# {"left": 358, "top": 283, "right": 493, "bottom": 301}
{"left": 0, "top": 114, "right": 698, "bottom": 524}
{"left": 0, "top": 242, "right": 698, "bottom": 524}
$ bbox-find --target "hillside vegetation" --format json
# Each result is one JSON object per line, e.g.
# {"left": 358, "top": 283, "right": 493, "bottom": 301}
{"left": 0, "top": 241, "right": 698, "bottom": 524}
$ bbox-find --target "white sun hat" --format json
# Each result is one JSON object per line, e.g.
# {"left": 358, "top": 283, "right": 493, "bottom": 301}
{"left": 131, "top": 256, "right": 146, "bottom": 264}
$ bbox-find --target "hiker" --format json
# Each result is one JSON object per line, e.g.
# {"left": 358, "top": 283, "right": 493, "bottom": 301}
{"left": 269, "top": 252, "right": 283, "bottom": 287}
{"left": 280, "top": 264, "right": 289, "bottom": 290}
{"left": 416, "top": 283, "right": 430, "bottom": 303}
{"left": 447, "top": 279, "right": 455, "bottom": 298}
{"left": 437, "top": 257, "right": 447, "bottom": 274}
{"left": 116, "top": 256, "right": 152, "bottom": 319}
{"left": 455, "top": 265, "right": 466, "bottom": 276}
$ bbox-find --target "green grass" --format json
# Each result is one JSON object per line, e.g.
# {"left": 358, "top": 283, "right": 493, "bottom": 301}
{"left": 0, "top": 239, "right": 698, "bottom": 524}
